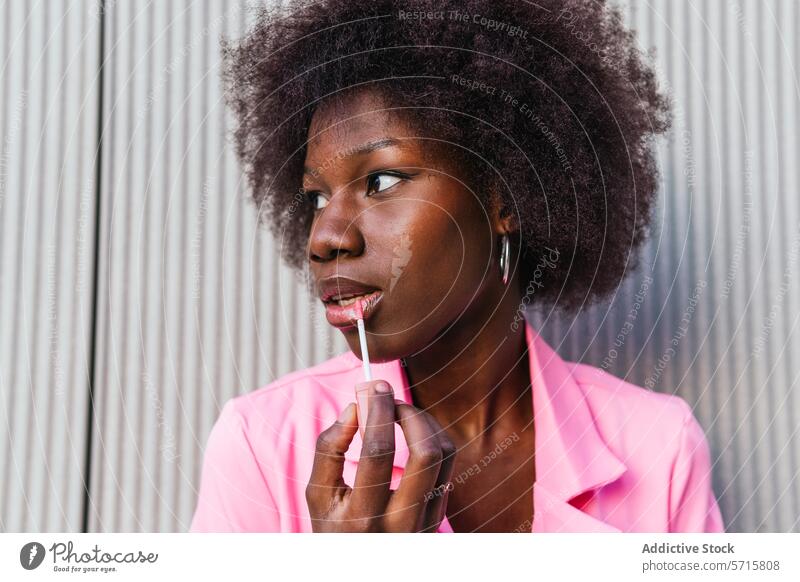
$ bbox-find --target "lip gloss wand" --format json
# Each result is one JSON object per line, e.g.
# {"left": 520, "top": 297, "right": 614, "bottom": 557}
{"left": 354, "top": 298, "right": 371, "bottom": 381}
{"left": 353, "top": 298, "right": 374, "bottom": 438}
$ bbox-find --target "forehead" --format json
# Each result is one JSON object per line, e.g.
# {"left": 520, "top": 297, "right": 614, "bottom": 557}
{"left": 306, "top": 90, "right": 414, "bottom": 156}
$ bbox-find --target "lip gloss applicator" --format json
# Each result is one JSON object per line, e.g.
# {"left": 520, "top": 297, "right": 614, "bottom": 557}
{"left": 353, "top": 298, "right": 373, "bottom": 439}
{"left": 354, "top": 298, "right": 371, "bottom": 381}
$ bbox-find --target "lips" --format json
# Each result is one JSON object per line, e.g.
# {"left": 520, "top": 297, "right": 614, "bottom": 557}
{"left": 323, "top": 290, "right": 384, "bottom": 328}
{"left": 318, "top": 276, "right": 384, "bottom": 328}
{"left": 318, "top": 277, "right": 381, "bottom": 304}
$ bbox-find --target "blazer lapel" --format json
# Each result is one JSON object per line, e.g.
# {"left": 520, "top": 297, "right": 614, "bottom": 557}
{"left": 342, "top": 318, "right": 629, "bottom": 532}
{"left": 527, "top": 322, "right": 627, "bottom": 532}
{"left": 533, "top": 482, "right": 622, "bottom": 532}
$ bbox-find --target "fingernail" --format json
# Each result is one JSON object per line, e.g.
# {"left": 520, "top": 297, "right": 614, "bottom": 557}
{"left": 375, "top": 381, "right": 391, "bottom": 393}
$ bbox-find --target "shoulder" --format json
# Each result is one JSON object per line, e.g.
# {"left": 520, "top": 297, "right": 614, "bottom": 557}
{"left": 564, "top": 360, "right": 710, "bottom": 484}
{"left": 567, "top": 360, "right": 697, "bottom": 434}
{"left": 220, "top": 350, "right": 362, "bottom": 434}
{"left": 564, "top": 360, "right": 724, "bottom": 532}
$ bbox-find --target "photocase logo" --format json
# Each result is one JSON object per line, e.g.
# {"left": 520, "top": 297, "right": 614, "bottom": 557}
{"left": 19, "top": 542, "right": 46, "bottom": 570}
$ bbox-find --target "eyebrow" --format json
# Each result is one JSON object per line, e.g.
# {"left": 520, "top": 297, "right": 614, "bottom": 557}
{"left": 303, "top": 138, "right": 402, "bottom": 175}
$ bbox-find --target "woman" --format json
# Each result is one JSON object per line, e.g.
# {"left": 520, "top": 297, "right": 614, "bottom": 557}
{"left": 189, "top": 0, "right": 724, "bottom": 532}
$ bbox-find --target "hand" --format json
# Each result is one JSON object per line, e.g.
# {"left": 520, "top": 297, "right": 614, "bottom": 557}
{"left": 306, "top": 380, "right": 457, "bottom": 532}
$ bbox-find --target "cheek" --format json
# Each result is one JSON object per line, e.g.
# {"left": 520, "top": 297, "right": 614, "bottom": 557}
{"left": 371, "top": 198, "right": 491, "bottom": 315}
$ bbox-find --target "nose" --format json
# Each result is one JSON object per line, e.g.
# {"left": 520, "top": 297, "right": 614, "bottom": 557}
{"left": 306, "top": 191, "right": 365, "bottom": 263}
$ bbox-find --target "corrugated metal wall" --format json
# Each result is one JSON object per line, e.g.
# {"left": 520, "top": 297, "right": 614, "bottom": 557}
{"left": 0, "top": 0, "right": 99, "bottom": 532}
{"left": 0, "top": 0, "right": 797, "bottom": 533}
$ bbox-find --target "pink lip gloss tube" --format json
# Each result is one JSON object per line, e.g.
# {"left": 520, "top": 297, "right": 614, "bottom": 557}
{"left": 355, "top": 385, "right": 370, "bottom": 440}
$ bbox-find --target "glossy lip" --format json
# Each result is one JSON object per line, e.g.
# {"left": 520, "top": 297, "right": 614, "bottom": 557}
{"left": 323, "top": 290, "right": 384, "bottom": 328}
{"left": 318, "top": 276, "right": 381, "bottom": 303}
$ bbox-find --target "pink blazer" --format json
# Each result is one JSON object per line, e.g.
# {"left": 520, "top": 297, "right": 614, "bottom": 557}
{"left": 189, "top": 319, "right": 725, "bottom": 532}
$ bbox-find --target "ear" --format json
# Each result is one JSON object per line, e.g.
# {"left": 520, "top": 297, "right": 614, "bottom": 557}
{"left": 488, "top": 189, "right": 518, "bottom": 235}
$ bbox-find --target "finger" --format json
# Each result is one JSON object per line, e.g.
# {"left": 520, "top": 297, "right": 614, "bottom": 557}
{"left": 307, "top": 403, "right": 358, "bottom": 506}
{"left": 418, "top": 412, "right": 458, "bottom": 533}
{"left": 387, "top": 403, "right": 444, "bottom": 529}
{"left": 349, "top": 381, "right": 396, "bottom": 517}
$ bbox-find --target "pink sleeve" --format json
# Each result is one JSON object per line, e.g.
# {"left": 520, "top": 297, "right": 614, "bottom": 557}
{"left": 189, "top": 400, "right": 282, "bottom": 532}
{"left": 668, "top": 403, "right": 725, "bottom": 532}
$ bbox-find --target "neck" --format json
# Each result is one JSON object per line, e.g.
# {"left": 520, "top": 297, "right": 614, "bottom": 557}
{"left": 402, "top": 282, "right": 533, "bottom": 443}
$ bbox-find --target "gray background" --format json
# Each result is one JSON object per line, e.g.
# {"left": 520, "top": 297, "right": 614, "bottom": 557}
{"left": 0, "top": 0, "right": 798, "bottom": 532}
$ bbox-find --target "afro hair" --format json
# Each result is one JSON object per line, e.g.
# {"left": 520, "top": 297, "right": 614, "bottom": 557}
{"left": 221, "top": 0, "right": 671, "bottom": 312}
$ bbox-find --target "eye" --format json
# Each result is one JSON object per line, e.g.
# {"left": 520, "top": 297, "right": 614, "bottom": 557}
{"left": 365, "top": 172, "right": 404, "bottom": 196}
{"left": 306, "top": 190, "right": 328, "bottom": 211}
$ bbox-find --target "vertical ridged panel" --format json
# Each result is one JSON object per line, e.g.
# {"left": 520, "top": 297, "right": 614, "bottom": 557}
{"left": 0, "top": 1, "right": 100, "bottom": 531}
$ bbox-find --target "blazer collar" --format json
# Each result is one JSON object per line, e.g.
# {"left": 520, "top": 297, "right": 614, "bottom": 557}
{"left": 342, "top": 318, "right": 628, "bottom": 532}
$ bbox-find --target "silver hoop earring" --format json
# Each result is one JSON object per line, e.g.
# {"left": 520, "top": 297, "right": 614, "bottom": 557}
{"left": 499, "top": 234, "right": 510, "bottom": 286}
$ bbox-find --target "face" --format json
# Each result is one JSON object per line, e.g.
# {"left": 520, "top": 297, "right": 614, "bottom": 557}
{"left": 305, "top": 89, "right": 508, "bottom": 362}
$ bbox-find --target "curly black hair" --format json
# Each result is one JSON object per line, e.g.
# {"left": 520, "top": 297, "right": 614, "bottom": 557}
{"left": 221, "top": 0, "right": 671, "bottom": 313}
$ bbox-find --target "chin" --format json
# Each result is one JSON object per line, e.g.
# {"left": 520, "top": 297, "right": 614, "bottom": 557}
{"left": 343, "top": 332, "right": 406, "bottom": 364}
